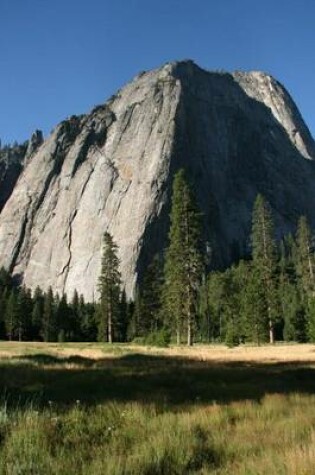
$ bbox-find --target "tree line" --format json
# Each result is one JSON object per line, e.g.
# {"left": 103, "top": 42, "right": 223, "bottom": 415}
{"left": 1, "top": 168, "right": 315, "bottom": 346}
{"left": 119, "top": 169, "right": 315, "bottom": 347}
{"left": 0, "top": 279, "right": 98, "bottom": 342}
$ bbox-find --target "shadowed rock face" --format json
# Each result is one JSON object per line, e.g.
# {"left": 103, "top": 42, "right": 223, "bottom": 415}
{"left": 0, "top": 60, "right": 314, "bottom": 300}
{"left": 0, "top": 143, "right": 26, "bottom": 212}
{"left": 0, "top": 131, "right": 43, "bottom": 212}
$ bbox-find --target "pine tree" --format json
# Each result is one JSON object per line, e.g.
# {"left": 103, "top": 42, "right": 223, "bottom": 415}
{"left": 80, "top": 296, "right": 97, "bottom": 341}
{"left": 162, "top": 169, "right": 203, "bottom": 346}
{"left": 32, "top": 287, "right": 44, "bottom": 340}
{"left": 0, "top": 288, "right": 8, "bottom": 339}
{"left": 207, "top": 272, "right": 226, "bottom": 342}
{"left": 307, "top": 297, "right": 315, "bottom": 342}
{"left": 138, "top": 255, "right": 163, "bottom": 337}
{"left": 198, "top": 274, "right": 211, "bottom": 343}
{"left": 277, "top": 237, "right": 302, "bottom": 341}
{"left": 4, "top": 290, "right": 19, "bottom": 340}
{"left": 224, "top": 261, "right": 251, "bottom": 346}
{"left": 56, "top": 293, "right": 71, "bottom": 342}
{"left": 98, "top": 232, "right": 121, "bottom": 343}
{"left": 42, "top": 287, "right": 56, "bottom": 342}
{"left": 251, "top": 194, "right": 278, "bottom": 343}
{"left": 118, "top": 290, "right": 129, "bottom": 342}
{"left": 241, "top": 263, "right": 268, "bottom": 344}
{"left": 222, "top": 267, "right": 241, "bottom": 347}
{"left": 70, "top": 290, "right": 81, "bottom": 340}
{"left": 296, "top": 216, "right": 315, "bottom": 299}
{"left": 17, "top": 287, "right": 32, "bottom": 341}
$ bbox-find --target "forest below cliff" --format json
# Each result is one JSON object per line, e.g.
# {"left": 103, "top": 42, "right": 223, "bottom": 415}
{"left": 1, "top": 169, "right": 315, "bottom": 348}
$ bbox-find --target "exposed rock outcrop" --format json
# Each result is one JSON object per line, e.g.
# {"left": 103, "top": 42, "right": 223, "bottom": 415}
{"left": 0, "top": 61, "right": 314, "bottom": 300}
{"left": 0, "top": 130, "right": 44, "bottom": 212}
{"left": 0, "top": 142, "right": 27, "bottom": 212}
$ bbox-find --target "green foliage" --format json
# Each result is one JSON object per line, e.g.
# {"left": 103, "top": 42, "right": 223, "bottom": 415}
{"left": 98, "top": 232, "right": 122, "bottom": 343}
{"left": 296, "top": 216, "right": 315, "bottom": 299}
{"left": 31, "top": 287, "right": 44, "bottom": 340}
{"left": 129, "top": 256, "right": 163, "bottom": 340}
{"left": 197, "top": 277, "right": 212, "bottom": 342}
{"left": 144, "top": 328, "right": 171, "bottom": 347}
{"left": 118, "top": 290, "right": 129, "bottom": 342}
{"left": 0, "top": 268, "right": 96, "bottom": 343}
{"left": 2, "top": 192, "right": 315, "bottom": 347}
{"left": 162, "top": 169, "right": 204, "bottom": 345}
{"left": 251, "top": 194, "right": 278, "bottom": 343}
{"left": 4, "top": 290, "right": 19, "bottom": 341}
{"left": 307, "top": 297, "right": 315, "bottom": 342}
{"left": 206, "top": 272, "right": 226, "bottom": 342}
{"left": 241, "top": 263, "right": 268, "bottom": 344}
{"left": 42, "top": 287, "right": 57, "bottom": 342}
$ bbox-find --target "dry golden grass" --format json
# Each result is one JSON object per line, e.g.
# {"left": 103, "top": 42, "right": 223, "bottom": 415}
{"left": 1, "top": 342, "right": 315, "bottom": 473}
{"left": 164, "top": 343, "right": 315, "bottom": 364}
{"left": 1, "top": 341, "right": 315, "bottom": 365}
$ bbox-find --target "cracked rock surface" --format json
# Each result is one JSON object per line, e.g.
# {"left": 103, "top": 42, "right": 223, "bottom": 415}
{"left": 0, "top": 60, "right": 314, "bottom": 301}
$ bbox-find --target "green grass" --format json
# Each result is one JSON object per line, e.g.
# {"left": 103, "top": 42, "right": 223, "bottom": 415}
{"left": 1, "top": 344, "right": 315, "bottom": 474}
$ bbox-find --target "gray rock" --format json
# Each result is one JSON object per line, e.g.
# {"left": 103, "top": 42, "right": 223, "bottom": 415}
{"left": 25, "top": 130, "right": 44, "bottom": 161}
{"left": 0, "top": 142, "right": 27, "bottom": 212}
{"left": 0, "top": 130, "right": 43, "bottom": 212}
{"left": 0, "top": 60, "right": 314, "bottom": 300}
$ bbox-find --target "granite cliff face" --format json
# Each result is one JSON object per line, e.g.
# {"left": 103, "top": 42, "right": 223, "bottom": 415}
{"left": 0, "top": 130, "right": 43, "bottom": 212}
{"left": 0, "top": 61, "right": 314, "bottom": 300}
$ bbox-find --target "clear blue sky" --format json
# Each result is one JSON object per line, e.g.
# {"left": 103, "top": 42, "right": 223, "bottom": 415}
{"left": 1, "top": 0, "right": 314, "bottom": 144}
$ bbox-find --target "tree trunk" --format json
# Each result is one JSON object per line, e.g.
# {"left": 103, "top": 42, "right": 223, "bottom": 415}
{"left": 187, "top": 317, "right": 193, "bottom": 346}
{"left": 268, "top": 306, "right": 274, "bottom": 344}
{"left": 108, "top": 300, "right": 113, "bottom": 343}
{"left": 308, "top": 249, "right": 314, "bottom": 293}
{"left": 186, "top": 279, "right": 193, "bottom": 346}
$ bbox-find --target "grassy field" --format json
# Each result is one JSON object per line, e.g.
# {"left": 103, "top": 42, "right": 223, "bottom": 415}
{"left": 1, "top": 342, "right": 315, "bottom": 474}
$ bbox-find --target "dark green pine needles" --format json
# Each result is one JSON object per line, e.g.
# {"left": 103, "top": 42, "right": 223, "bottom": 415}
{"left": 162, "top": 169, "right": 204, "bottom": 346}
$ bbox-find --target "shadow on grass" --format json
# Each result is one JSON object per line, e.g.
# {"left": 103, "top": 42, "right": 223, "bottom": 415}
{"left": 1, "top": 352, "right": 315, "bottom": 409}
{"left": 12, "top": 353, "right": 96, "bottom": 367}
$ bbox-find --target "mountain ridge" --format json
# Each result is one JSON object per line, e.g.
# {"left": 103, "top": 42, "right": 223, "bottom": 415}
{"left": 0, "top": 60, "right": 314, "bottom": 300}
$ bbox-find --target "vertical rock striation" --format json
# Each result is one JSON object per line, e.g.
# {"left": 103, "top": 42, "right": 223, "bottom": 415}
{"left": 0, "top": 60, "right": 314, "bottom": 300}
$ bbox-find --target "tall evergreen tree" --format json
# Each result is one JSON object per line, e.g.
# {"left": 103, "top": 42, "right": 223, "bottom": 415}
{"left": 296, "top": 216, "right": 315, "bottom": 298}
{"left": 56, "top": 293, "right": 71, "bottom": 342}
{"left": 0, "top": 289, "right": 8, "bottom": 339}
{"left": 128, "top": 286, "right": 141, "bottom": 340}
{"left": 118, "top": 290, "right": 129, "bottom": 342}
{"left": 206, "top": 272, "right": 226, "bottom": 342}
{"left": 277, "top": 236, "right": 305, "bottom": 341}
{"left": 198, "top": 274, "right": 211, "bottom": 343}
{"left": 307, "top": 297, "right": 315, "bottom": 342}
{"left": 32, "top": 287, "right": 44, "bottom": 340}
{"left": 241, "top": 263, "right": 268, "bottom": 344}
{"left": 139, "top": 255, "right": 163, "bottom": 337}
{"left": 42, "top": 287, "right": 56, "bottom": 342}
{"left": 4, "top": 290, "right": 19, "bottom": 340}
{"left": 251, "top": 194, "right": 278, "bottom": 343}
{"left": 98, "top": 232, "right": 121, "bottom": 343}
{"left": 17, "top": 287, "right": 32, "bottom": 341}
{"left": 70, "top": 290, "right": 81, "bottom": 340}
{"left": 222, "top": 267, "right": 242, "bottom": 347}
{"left": 294, "top": 216, "right": 315, "bottom": 340}
{"left": 80, "top": 296, "right": 97, "bottom": 341}
{"left": 162, "top": 169, "right": 203, "bottom": 346}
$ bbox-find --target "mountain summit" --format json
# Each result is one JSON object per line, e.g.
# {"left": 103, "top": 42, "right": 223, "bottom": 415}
{"left": 0, "top": 60, "right": 314, "bottom": 300}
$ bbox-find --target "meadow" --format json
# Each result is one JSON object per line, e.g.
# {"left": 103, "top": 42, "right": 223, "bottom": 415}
{"left": 1, "top": 342, "right": 315, "bottom": 474}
